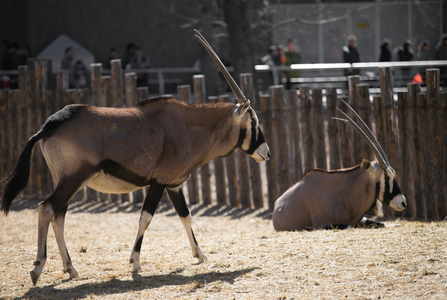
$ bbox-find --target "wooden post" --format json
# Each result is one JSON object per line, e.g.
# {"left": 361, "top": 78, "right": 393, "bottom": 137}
{"left": 426, "top": 69, "right": 445, "bottom": 219}
{"left": 440, "top": 92, "right": 447, "bottom": 218}
{"left": 110, "top": 59, "right": 123, "bottom": 106}
{"left": 125, "top": 73, "right": 137, "bottom": 107}
{"left": 348, "top": 75, "right": 360, "bottom": 161}
{"left": 407, "top": 84, "right": 426, "bottom": 219}
{"left": 259, "top": 93, "right": 276, "bottom": 209}
{"left": 217, "top": 94, "right": 240, "bottom": 208}
{"left": 271, "top": 85, "right": 292, "bottom": 196}
{"left": 285, "top": 89, "right": 301, "bottom": 181}
{"left": 91, "top": 63, "right": 103, "bottom": 106}
{"left": 240, "top": 73, "right": 263, "bottom": 208}
{"left": 177, "top": 84, "right": 199, "bottom": 205}
{"left": 193, "top": 75, "right": 211, "bottom": 205}
{"left": 137, "top": 87, "right": 149, "bottom": 102}
{"left": 373, "top": 95, "right": 393, "bottom": 218}
{"left": 311, "top": 88, "right": 327, "bottom": 169}
{"left": 397, "top": 89, "right": 416, "bottom": 218}
{"left": 356, "top": 84, "right": 373, "bottom": 161}
{"left": 211, "top": 96, "right": 227, "bottom": 206}
{"left": 326, "top": 88, "right": 341, "bottom": 170}
{"left": 18, "top": 66, "right": 32, "bottom": 196}
{"left": 299, "top": 86, "right": 315, "bottom": 171}
{"left": 56, "top": 71, "right": 68, "bottom": 110}
{"left": 417, "top": 92, "right": 439, "bottom": 219}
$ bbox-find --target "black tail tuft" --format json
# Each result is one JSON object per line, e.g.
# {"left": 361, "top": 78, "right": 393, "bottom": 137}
{"left": 1, "top": 134, "right": 41, "bottom": 215}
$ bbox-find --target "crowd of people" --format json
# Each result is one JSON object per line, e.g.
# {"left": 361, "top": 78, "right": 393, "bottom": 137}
{"left": 261, "top": 33, "right": 447, "bottom": 88}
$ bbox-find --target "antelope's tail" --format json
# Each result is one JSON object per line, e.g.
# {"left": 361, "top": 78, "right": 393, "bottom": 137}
{"left": 1, "top": 132, "right": 43, "bottom": 215}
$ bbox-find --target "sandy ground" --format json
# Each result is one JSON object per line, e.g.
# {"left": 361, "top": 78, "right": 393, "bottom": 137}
{"left": 1, "top": 198, "right": 446, "bottom": 299}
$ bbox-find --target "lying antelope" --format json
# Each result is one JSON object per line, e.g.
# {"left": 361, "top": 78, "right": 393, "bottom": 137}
{"left": 272, "top": 99, "right": 406, "bottom": 231}
{"left": 1, "top": 30, "right": 270, "bottom": 285}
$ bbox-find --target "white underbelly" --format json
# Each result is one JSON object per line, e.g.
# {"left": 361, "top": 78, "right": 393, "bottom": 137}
{"left": 87, "top": 171, "right": 144, "bottom": 194}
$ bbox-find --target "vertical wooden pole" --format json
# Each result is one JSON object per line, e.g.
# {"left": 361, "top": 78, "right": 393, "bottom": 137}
{"left": 137, "top": 87, "right": 149, "bottom": 102}
{"left": 110, "top": 59, "right": 123, "bottom": 106}
{"left": 125, "top": 73, "right": 137, "bottom": 106}
{"left": 426, "top": 69, "right": 445, "bottom": 219}
{"left": 373, "top": 95, "right": 393, "bottom": 218}
{"left": 210, "top": 95, "right": 227, "bottom": 206}
{"left": 326, "top": 88, "right": 341, "bottom": 170}
{"left": 91, "top": 63, "right": 103, "bottom": 106}
{"left": 193, "top": 75, "right": 211, "bottom": 205}
{"left": 407, "top": 84, "right": 426, "bottom": 219}
{"left": 18, "top": 66, "right": 31, "bottom": 196}
{"left": 259, "top": 93, "right": 275, "bottom": 209}
{"left": 440, "top": 92, "right": 447, "bottom": 218}
{"left": 348, "top": 75, "right": 360, "bottom": 161}
{"left": 417, "top": 92, "right": 439, "bottom": 219}
{"left": 0, "top": 90, "right": 7, "bottom": 178}
{"left": 285, "top": 89, "right": 301, "bottom": 181}
{"left": 177, "top": 84, "right": 199, "bottom": 205}
{"left": 240, "top": 73, "right": 264, "bottom": 208}
{"left": 356, "top": 84, "right": 373, "bottom": 161}
{"left": 311, "top": 88, "right": 327, "bottom": 169}
{"left": 299, "top": 86, "right": 315, "bottom": 171}
{"left": 271, "top": 85, "right": 291, "bottom": 196}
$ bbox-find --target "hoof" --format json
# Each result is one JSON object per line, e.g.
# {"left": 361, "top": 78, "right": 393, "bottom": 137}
{"left": 67, "top": 268, "right": 79, "bottom": 279}
{"left": 30, "top": 270, "right": 40, "bottom": 286}
{"left": 195, "top": 253, "right": 208, "bottom": 263}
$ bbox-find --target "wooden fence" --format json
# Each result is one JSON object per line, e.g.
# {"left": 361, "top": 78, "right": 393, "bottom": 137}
{"left": 0, "top": 59, "right": 446, "bottom": 220}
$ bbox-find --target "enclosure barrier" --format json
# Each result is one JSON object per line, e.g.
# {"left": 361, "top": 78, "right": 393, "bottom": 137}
{"left": 0, "top": 59, "right": 446, "bottom": 220}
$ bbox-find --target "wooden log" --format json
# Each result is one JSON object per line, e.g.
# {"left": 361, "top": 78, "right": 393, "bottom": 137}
{"left": 440, "top": 92, "right": 447, "bottom": 218}
{"left": 407, "top": 84, "right": 426, "bottom": 219}
{"left": 373, "top": 95, "right": 393, "bottom": 218}
{"left": 338, "top": 95, "right": 354, "bottom": 168}
{"left": 326, "top": 88, "right": 341, "bottom": 170}
{"left": 125, "top": 73, "right": 137, "bottom": 107}
{"left": 348, "top": 75, "right": 360, "bottom": 161}
{"left": 417, "top": 92, "right": 439, "bottom": 220}
{"left": 311, "top": 88, "right": 326, "bottom": 169}
{"left": 56, "top": 71, "right": 68, "bottom": 110}
{"left": 240, "top": 73, "right": 263, "bottom": 208}
{"left": 8, "top": 90, "right": 19, "bottom": 176}
{"left": 211, "top": 96, "right": 227, "bottom": 206}
{"left": 110, "top": 59, "right": 123, "bottom": 106}
{"left": 271, "top": 85, "right": 292, "bottom": 196}
{"left": 137, "top": 87, "right": 149, "bottom": 102}
{"left": 426, "top": 69, "right": 445, "bottom": 219}
{"left": 18, "top": 66, "right": 31, "bottom": 196}
{"left": 356, "top": 84, "right": 373, "bottom": 161}
{"left": 217, "top": 94, "right": 240, "bottom": 208}
{"left": 90, "top": 63, "right": 103, "bottom": 106}
{"left": 285, "top": 89, "right": 301, "bottom": 181}
{"left": 259, "top": 93, "right": 276, "bottom": 209}
{"left": 299, "top": 86, "right": 315, "bottom": 171}
{"left": 193, "top": 75, "right": 211, "bottom": 205}
{"left": 177, "top": 84, "right": 199, "bottom": 205}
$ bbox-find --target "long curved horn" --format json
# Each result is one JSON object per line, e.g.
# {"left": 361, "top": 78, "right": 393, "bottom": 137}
{"left": 194, "top": 29, "right": 250, "bottom": 108}
{"left": 335, "top": 107, "right": 389, "bottom": 169}
{"left": 339, "top": 99, "right": 390, "bottom": 167}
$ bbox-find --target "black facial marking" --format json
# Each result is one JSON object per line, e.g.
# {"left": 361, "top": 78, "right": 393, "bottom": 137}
{"left": 99, "top": 160, "right": 149, "bottom": 187}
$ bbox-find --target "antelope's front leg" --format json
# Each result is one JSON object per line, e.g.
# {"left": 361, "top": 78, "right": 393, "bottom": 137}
{"left": 130, "top": 183, "right": 165, "bottom": 273}
{"left": 167, "top": 187, "right": 207, "bottom": 262}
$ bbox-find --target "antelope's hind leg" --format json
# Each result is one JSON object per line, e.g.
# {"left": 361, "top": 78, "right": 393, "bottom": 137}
{"left": 167, "top": 186, "right": 207, "bottom": 262}
{"left": 30, "top": 180, "right": 85, "bottom": 286}
{"left": 130, "top": 183, "right": 165, "bottom": 273}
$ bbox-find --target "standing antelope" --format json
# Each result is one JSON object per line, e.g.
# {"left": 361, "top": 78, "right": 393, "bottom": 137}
{"left": 272, "top": 99, "right": 406, "bottom": 231}
{"left": 0, "top": 30, "right": 270, "bottom": 286}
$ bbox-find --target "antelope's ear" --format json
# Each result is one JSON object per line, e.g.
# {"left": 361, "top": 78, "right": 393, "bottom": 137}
{"left": 360, "top": 159, "right": 371, "bottom": 170}
{"left": 234, "top": 101, "right": 251, "bottom": 118}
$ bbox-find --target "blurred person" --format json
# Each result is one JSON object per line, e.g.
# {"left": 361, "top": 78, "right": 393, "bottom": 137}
{"left": 122, "top": 42, "right": 136, "bottom": 70}
{"left": 416, "top": 40, "right": 431, "bottom": 82}
{"left": 379, "top": 39, "right": 391, "bottom": 62}
{"left": 284, "top": 38, "right": 301, "bottom": 90}
{"left": 72, "top": 60, "right": 90, "bottom": 89}
{"left": 107, "top": 47, "right": 120, "bottom": 69}
{"left": 397, "top": 40, "right": 414, "bottom": 84}
{"left": 343, "top": 35, "right": 360, "bottom": 76}
{"left": 61, "top": 47, "right": 75, "bottom": 87}
{"left": 261, "top": 45, "right": 278, "bottom": 85}
{"left": 131, "top": 46, "right": 149, "bottom": 87}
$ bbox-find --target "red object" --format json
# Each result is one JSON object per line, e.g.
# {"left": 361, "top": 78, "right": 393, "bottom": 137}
{"left": 412, "top": 73, "right": 423, "bottom": 84}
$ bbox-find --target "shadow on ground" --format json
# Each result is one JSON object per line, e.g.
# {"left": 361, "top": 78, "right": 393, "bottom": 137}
{"left": 20, "top": 267, "right": 259, "bottom": 300}
{"left": 9, "top": 195, "right": 273, "bottom": 220}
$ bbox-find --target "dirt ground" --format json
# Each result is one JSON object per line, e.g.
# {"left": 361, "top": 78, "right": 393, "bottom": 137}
{"left": 1, "top": 198, "right": 446, "bottom": 300}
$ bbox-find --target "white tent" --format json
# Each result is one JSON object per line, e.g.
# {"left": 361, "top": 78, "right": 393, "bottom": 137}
{"left": 37, "top": 34, "right": 95, "bottom": 73}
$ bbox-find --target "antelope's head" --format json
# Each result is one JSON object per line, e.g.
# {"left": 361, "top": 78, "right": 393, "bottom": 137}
{"left": 336, "top": 100, "right": 407, "bottom": 211}
{"left": 195, "top": 29, "right": 270, "bottom": 162}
